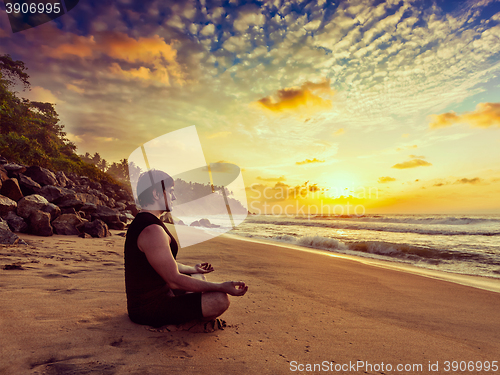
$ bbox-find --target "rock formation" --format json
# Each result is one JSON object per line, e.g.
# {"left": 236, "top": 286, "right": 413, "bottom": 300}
{"left": 0, "top": 156, "right": 139, "bottom": 244}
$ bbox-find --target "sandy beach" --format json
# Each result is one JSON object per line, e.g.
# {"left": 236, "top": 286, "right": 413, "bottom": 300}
{"left": 1, "top": 228, "right": 499, "bottom": 375}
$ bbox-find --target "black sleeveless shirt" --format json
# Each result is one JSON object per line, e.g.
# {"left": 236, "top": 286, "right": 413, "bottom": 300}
{"left": 124, "top": 212, "right": 179, "bottom": 311}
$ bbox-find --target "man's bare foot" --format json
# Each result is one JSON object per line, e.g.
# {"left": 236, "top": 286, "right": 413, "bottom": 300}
{"left": 146, "top": 318, "right": 227, "bottom": 333}
{"left": 186, "top": 318, "right": 226, "bottom": 333}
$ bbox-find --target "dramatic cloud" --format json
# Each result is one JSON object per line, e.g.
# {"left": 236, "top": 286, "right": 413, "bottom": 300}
{"left": 42, "top": 32, "right": 185, "bottom": 86}
{"left": 429, "top": 103, "right": 500, "bottom": 129}
{"left": 378, "top": 176, "right": 396, "bottom": 183}
{"left": 256, "top": 79, "right": 334, "bottom": 114}
{"left": 233, "top": 7, "right": 265, "bottom": 33}
{"left": 22, "top": 86, "right": 59, "bottom": 103}
{"left": 428, "top": 112, "right": 460, "bottom": 129}
{"left": 1, "top": 0, "right": 499, "bottom": 215}
{"left": 392, "top": 159, "right": 432, "bottom": 169}
{"left": 296, "top": 158, "right": 325, "bottom": 165}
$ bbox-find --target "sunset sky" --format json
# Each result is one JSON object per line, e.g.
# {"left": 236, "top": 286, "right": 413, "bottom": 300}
{"left": 1, "top": 0, "right": 499, "bottom": 214}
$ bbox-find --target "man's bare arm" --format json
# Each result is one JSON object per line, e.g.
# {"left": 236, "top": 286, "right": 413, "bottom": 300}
{"left": 178, "top": 262, "right": 215, "bottom": 275}
{"left": 137, "top": 225, "right": 246, "bottom": 296}
{"left": 177, "top": 263, "right": 197, "bottom": 274}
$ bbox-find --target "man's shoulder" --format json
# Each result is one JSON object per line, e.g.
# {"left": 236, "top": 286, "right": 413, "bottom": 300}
{"left": 138, "top": 223, "right": 171, "bottom": 248}
{"left": 140, "top": 223, "right": 166, "bottom": 236}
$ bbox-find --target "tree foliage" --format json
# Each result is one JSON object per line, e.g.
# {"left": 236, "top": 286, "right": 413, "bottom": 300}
{"left": 0, "top": 54, "right": 116, "bottom": 184}
{"left": 79, "top": 152, "right": 130, "bottom": 184}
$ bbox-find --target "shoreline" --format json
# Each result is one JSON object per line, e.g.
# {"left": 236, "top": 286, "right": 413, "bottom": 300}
{"left": 222, "top": 232, "right": 500, "bottom": 294}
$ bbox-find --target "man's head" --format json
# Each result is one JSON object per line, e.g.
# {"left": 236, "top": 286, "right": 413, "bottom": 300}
{"left": 137, "top": 169, "right": 175, "bottom": 210}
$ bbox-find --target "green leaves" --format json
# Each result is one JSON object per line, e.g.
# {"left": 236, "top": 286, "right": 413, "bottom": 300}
{"left": 0, "top": 54, "right": 121, "bottom": 187}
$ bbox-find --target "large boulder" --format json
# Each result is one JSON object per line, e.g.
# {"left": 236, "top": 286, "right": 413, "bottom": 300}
{"left": 107, "top": 197, "right": 116, "bottom": 208}
{"left": 55, "top": 195, "right": 84, "bottom": 210}
{"left": 0, "top": 165, "right": 8, "bottom": 181}
{"left": 37, "top": 185, "right": 74, "bottom": 203}
{"left": 54, "top": 192, "right": 101, "bottom": 210}
{"left": 17, "top": 195, "right": 50, "bottom": 219}
{"left": 95, "top": 191, "right": 109, "bottom": 204}
{"left": 0, "top": 219, "right": 26, "bottom": 244}
{"left": 18, "top": 174, "right": 41, "bottom": 196}
{"left": 23, "top": 166, "right": 58, "bottom": 186}
{"left": 0, "top": 195, "right": 17, "bottom": 218}
{"left": 0, "top": 178, "right": 23, "bottom": 201}
{"left": 4, "top": 163, "right": 26, "bottom": 178}
{"left": 81, "top": 219, "right": 110, "bottom": 238}
{"left": 52, "top": 214, "right": 85, "bottom": 235}
{"left": 91, "top": 205, "right": 120, "bottom": 225}
{"left": 80, "top": 202, "right": 97, "bottom": 214}
{"left": 28, "top": 210, "right": 53, "bottom": 236}
{"left": 4, "top": 211, "right": 28, "bottom": 233}
{"left": 42, "top": 203, "right": 61, "bottom": 221}
{"left": 55, "top": 171, "right": 71, "bottom": 188}
{"left": 77, "top": 193, "right": 101, "bottom": 205}
{"left": 107, "top": 220, "right": 126, "bottom": 230}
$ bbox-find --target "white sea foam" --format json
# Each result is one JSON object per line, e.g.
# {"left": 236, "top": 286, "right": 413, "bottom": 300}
{"left": 296, "top": 235, "right": 348, "bottom": 251}
{"left": 229, "top": 214, "right": 500, "bottom": 279}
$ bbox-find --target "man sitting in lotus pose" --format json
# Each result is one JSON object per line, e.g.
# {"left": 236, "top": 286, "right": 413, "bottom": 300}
{"left": 124, "top": 169, "right": 248, "bottom": 328}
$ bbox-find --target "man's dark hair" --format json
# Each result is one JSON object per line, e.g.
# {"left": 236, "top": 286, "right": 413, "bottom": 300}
{"left": 137, "top": 170, "right": 174, "bottom": 207}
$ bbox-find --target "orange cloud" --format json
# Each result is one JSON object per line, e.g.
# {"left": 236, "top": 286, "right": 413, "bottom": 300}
{"left": 378, "top": 176, "right": 396, "bottom": 183}
{"left": 296, "top": 158, "right": 325, "bottom": 165}
{"left": 429, "top": 103, "right": 500, "bottom": 129}
{"left": 42, "top": 32, "right": 184, "bottom": 85}
{"left": 42, "top": 34, "right": 96, "bottom": 58}
{"left": 409, "top": 155, "right": 425, "bottom": 159}
{"left": 428, "top": 112, "right": 460, "bottom": 129}
{"left": 256, "top": 79, "right": 334, "bottom": 114}
{"left": 392, "top": 158, "right": 432, "bottom": 169}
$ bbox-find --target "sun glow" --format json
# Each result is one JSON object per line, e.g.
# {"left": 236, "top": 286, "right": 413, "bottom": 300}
{"left": 321, "top": 171, "right": 361, "bottom": 198}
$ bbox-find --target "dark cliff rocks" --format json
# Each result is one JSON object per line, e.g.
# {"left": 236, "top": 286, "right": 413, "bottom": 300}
{"left": 0, "top": 156, "right": 139, "bottom": 244}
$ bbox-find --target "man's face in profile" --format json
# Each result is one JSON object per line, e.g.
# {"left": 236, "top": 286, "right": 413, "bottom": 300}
{"left": 162, "top": 183, "right": 176, "bottom": 212}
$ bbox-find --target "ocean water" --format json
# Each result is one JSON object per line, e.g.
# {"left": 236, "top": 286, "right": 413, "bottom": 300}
{"left": 224, "top": 214, "right": 500, "bottom": 279}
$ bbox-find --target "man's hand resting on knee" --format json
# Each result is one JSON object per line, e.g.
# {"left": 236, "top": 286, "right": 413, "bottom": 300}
{"left": 195, "top": 262, "right": 214, "bottom": 274}
{"left": 138, "top": 225, "right": 248, "bottom": 296}
{"left": 220, "top": 281, "right": 248, "bottom": 296}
